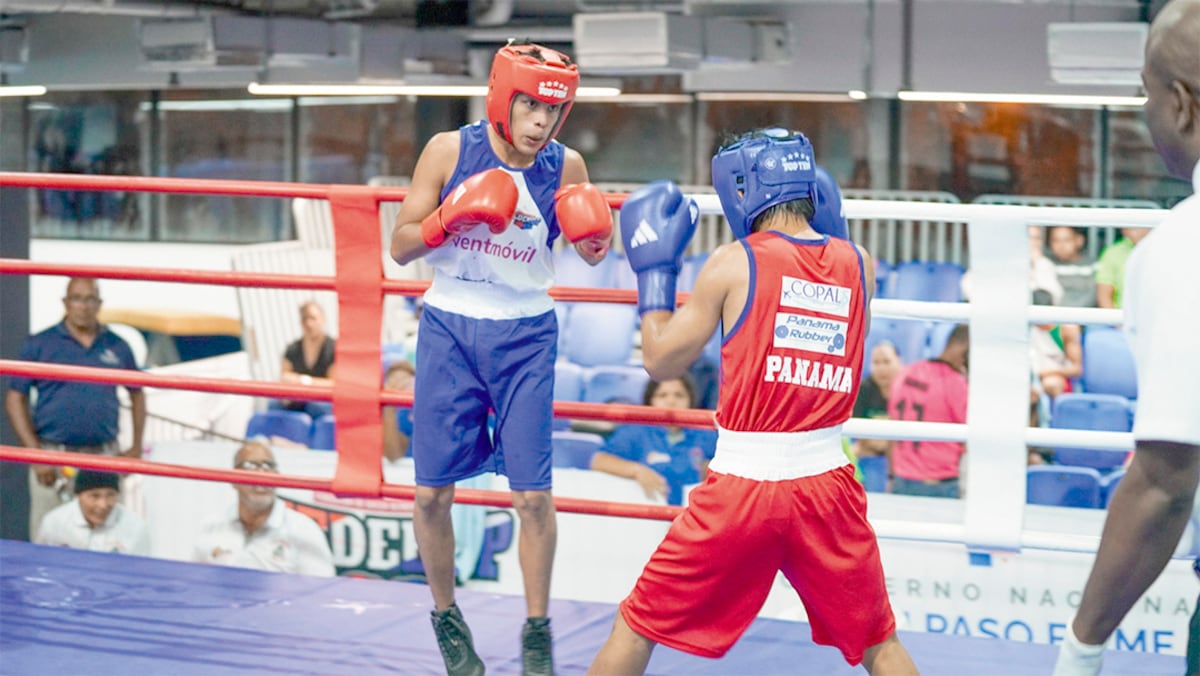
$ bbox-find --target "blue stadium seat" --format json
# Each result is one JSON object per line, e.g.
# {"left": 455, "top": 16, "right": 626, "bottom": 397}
{"left": 701, "top": 326, "right": 722, "bottom": 370}
{"left": 1050, "top": 393, "right": 1133, "bottom": 470}
{"left": 553, "top": 361, "right": 586, "bottom": 430}
{"left": 551, "top": 431, "right": 605, "bottom": 469}
{"left": 583, "top": 364, "right": 650, "bottom": 405}
{"left": 554, "top": 246, "right": 616, "bottom": 289}
{"left": 554, "top": 303, "right": 571, "bottom": 356}
{"left": 1100, "top": 468, "right": 1126, "bottom": 508}
{"left": 245, "top": 410, "right": 313, "bottom": 446}
{"left": 309, "top": 414, "right": 336, "bottom": 451}
{"left": 1027, "top": 465, "right": 1103, "bottom": 509}
{"left": 858, "top": 455, "right": 888, "bottom": 493}
{"left": 874, "top": 260, "right": 894, "bottom": 297}
{"left": 608, "top": 252, "right": 638, "bottom": 291}
{"left": 1080, "top": 327, "right": 1137, "bottom": 400}
{"left": 924, "top": 321, "right": 958, "bottom": 360}
{"left": 889, "top": 261, "right": 964, "bottom": 303}
{"left": 679, "top": 252, "right": 709, "bottom": 293}
{"left": 864, "top": 317, "right": 929, "bottom": 379}
{"left": 554, "top": 361, "right": 586, "bottom": 402}
{"left": 561, "top": 303, "right": 638, "bottom": 367}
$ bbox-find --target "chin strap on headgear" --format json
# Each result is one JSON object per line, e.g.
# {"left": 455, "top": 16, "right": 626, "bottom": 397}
{"left": 711, "top": 128, "right": 818, "bottom": 239}
{"left": 486, "top": 40, "right": 579, "bottom": 145}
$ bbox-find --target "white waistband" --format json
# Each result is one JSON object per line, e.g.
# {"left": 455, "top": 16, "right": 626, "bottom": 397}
{"left": 708, "top": 424, "right": 849, "bottom": 481}
{"left": 425, "top": 274, "right": 554, "bottom": 319}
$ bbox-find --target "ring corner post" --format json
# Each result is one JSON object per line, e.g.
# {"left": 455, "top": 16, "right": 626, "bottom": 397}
{"left": 327, "top": 186, "right": 386, "bottom": 498}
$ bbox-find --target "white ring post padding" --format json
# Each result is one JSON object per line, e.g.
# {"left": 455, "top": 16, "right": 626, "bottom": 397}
{"left": 680, "top": 193, "right": 1165, "bottom": 554}
{"left": 962, "top": 215, "right": 1033, "bottom": 553}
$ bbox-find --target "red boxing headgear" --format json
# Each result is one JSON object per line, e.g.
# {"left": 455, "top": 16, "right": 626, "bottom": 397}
{"left": 487, "top": 41, "right": 579, "bottom": 146}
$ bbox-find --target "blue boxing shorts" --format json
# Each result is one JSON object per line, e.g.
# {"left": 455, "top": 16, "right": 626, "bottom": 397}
{"left": 412, "top": 304, "right": 557, "bottom": 490}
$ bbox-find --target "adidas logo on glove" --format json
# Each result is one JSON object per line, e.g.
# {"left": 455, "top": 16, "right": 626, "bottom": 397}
{"left": 628, "top": 219, "right": 660, "bottom": 248}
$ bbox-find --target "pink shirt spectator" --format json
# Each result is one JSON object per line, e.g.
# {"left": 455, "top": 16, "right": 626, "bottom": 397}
{"left": 887, "top": 360, "right": 968, "bottom": 481}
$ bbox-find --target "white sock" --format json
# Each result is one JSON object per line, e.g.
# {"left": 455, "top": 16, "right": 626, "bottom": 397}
{"left": 1052, "top": 622, "right": 1105, "bottom": 676}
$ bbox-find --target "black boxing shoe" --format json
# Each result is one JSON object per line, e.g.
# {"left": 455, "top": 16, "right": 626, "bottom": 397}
{"left": 521, "top": 617, "right": 554, "bottom": 676}
{"left": 431, "top": 604, "right": 485, "bottom": 676}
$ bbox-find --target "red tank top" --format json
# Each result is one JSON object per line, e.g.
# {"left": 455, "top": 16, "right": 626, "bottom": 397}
{"left": 715, "top": 232, "right": 868, "bottom": 433}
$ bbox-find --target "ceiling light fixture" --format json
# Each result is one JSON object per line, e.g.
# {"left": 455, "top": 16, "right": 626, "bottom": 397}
{"left": 0, "top": 84, "right": 46, "bottom": 97}
{"left": 694, "top": 92, "right": 866, "bottom": 103}
{"left": 248, "top": 82, "right": 623, "bottom": 98}
{"left": 897, "top": 90, "right": 1146, "bottom": 107}
{"left": 0, "top": 72, "right": 45, "bottom": 98}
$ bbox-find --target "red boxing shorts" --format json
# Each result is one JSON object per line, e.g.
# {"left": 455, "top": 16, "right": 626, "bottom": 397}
{"left": 619, "top": 464, "right": 896, "bottom": 665}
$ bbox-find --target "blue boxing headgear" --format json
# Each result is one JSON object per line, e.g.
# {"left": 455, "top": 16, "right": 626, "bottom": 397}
{"left": 811, "top": 164, "right": 849, "bottom": 240}
{"left": 711, "top": 128, "right": 818, "bottom": 239}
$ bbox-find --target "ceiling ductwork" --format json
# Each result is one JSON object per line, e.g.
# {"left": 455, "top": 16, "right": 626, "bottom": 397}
{"left": 0, "top": 1, "right": 211, "bottom": 17}
{"left": 572, "top": 11, "right": 786, "bottom": 74}
{"left": 138, "top": 15, "right": 358, "bottom": 71}
{"left": 0, "top": 0, "right": 1155, "bottom": 98}
{"left": 1047, "top": 22, "right": 1147, "bottom": 85}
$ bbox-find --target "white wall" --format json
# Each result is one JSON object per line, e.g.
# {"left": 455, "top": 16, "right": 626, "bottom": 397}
{"left": 29, "top": 239, "right": 244, "bottom": 334}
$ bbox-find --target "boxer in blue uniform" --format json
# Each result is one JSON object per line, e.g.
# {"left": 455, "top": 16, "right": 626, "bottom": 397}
{"left": 390, "top": 41, "right": 612, "bottom": 676}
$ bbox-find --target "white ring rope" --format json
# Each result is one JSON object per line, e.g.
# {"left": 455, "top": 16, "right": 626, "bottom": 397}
{"left": 681, "top": 193, "right": 1165, "bottom": 553}
{"left": 691, "top": 195, "right": 1167, "bottom": 228}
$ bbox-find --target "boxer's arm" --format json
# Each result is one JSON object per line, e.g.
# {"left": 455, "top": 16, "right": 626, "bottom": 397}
{"left": 640, "top": 243, "right": 737, "bottom": 381}
{"left": 390, "top": 131, "right": 459, "bottom": 266}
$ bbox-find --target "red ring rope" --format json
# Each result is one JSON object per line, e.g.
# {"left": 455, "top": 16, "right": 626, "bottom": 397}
{"left": 0, "top": 171, "right": 698, "bottom": 518}
{"left": 0, "top": 445, "right": 683, "bottom": 522}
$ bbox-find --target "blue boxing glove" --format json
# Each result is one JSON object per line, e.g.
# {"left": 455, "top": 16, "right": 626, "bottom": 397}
{"left": 620, "top": 180, "right": 699, "bottom": 314}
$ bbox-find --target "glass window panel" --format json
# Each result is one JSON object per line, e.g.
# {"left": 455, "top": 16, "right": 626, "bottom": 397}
{"left": 701, "top": 101, "right": 872, "bottom": 188}
{"left": 902, "top": 102, "right": 1097, "bottom": 202}
{"left": 560, "top": 100, "right": 693, "bottom": 184}
{"left": 1107, "top": 108, "right": 1192, "bottom": 207}
{"left": 298, "top": 96, "right": 419, "bottom": 185}
{"left": 159, "top": 90, "right": 290, "bottom": 243}
{"left": 2, "top": 99, "right": 25, "bottom": 171}
{"left": 27, "top": 91, "right": 148, "bottom": 240}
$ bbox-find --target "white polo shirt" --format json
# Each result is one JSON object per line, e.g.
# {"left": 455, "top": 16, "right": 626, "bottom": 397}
{"left": 35, "top": 500, "right": 151, "bottom": 556}
{"left": 193, "top": 498, "right": 335, "bottom": 577}
{"left": 1124, "top": 159, "right": 1200, "bottom": 446}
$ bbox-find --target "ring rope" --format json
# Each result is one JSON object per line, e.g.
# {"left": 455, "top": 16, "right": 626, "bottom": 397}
{"left": 0, "top": 445, "right": 684, "bottom": 522}
{"left": 0, "top": 171, "right": 1148, "bottom": 541}
{"left": 0, "top": 360, "right": 1134, "bottom": 450}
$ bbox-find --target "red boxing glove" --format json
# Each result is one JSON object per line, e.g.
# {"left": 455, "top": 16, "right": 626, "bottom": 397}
{"left": 555, "top": 182, "right": 613, "bottom": 258}
{"left": 421, "top": 168, "right": 519, "bottom": 248}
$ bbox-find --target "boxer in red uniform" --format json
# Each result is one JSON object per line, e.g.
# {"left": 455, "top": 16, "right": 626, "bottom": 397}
{"left": 588, "top": 129, "right": 917, "bottom": 675}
